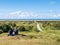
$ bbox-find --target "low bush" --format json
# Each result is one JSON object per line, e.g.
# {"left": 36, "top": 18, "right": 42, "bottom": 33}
{"left": 0, "top": 30, "right": 3, "bottom": 34}
{"left": 24, "top": 26, "right": 33, "bottom": 31}
{"left": 2, "top": 24, "right": 11, "bottom": 32}
{"left": 18, "top": 26, "right": 26, "bottom": 31}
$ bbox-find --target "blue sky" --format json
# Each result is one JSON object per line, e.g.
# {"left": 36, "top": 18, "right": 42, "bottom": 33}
{"left": 0, "top": 0, "right": 60, "bottom": 19}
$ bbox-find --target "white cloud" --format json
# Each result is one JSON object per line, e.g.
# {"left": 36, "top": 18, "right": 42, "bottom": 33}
{"left": 9, "top": 11, "right": 21, "bottom": 15}
{"left": 7, "top": 11, "right": 42, "bottom": 19}
{"left": 0, "top": 10, "right": 60, "bottom": 19}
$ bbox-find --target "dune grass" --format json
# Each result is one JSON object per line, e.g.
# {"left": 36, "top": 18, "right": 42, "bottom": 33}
{"left": 0, "top": 30, "right": 60, "bottom": 45}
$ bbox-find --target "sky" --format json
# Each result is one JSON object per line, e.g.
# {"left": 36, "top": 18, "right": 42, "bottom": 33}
{"left": 0, "top": 0, "right": 60, "bottom": 19}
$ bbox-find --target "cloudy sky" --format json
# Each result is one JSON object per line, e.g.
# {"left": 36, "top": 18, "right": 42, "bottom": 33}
{"left": 0, "top": 0, "right": 60, "bottom": 19}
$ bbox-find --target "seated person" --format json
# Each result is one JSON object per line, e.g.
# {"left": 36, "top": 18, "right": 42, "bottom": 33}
{"left": 8, "top": 27, "right": 18, "bottom": 36}
{"left": 13, "top": 27, "right": 18, "bottom": 35}
{"left": 8, "top": 29, "right": 13, "bottom": 36}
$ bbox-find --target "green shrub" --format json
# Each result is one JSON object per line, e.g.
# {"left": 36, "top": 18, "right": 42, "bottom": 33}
{"left": 24, "top": 26, "right": 33, "bottom": 31}
{"left": 0, "top": 30, "right": 3, "bottom": 34}
{"left": 8, "top": 22, "right": 16, "bottom": 29}
{"left": 2, "top": 24, "right": 11, "bottom": 32}
{"left": 18, "top": 26, "right": 26, "bottom": 31}
{"left": 32, "top": 25, "right": 37, "bottom": 32}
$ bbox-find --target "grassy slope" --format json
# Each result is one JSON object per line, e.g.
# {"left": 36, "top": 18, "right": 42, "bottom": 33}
{"left": 0, "top": 30, "right": 60, "bottom": 45}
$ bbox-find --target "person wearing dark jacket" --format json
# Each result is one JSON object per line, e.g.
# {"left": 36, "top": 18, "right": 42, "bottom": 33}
{"left": 8, "top": 29, "right": 13, "bottom": 36}
{"left": 13, "top": 27, "right": 18, "bottom": 35}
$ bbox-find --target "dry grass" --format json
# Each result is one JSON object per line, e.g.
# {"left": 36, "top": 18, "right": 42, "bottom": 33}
{"left": 0, "top": 30, "right": 60, "bottom": 45}
{"left": 0, "top": 37, "right": 56, "bottom": 45}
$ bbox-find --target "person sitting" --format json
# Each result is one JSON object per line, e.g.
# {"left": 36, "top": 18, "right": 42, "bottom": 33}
{"left": 8, "top": 29, "right": 13, "bottom": 36}
{"left": 13, "top": 27, "right": 18, "bottom": 35}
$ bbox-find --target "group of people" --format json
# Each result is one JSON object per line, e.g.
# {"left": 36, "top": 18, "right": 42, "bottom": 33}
{"left": 8, "top": 27, "right": 18, "bottom": 36}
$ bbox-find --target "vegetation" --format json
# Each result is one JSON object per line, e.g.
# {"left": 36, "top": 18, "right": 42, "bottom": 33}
{"left": 0, "top": 21, "right": 60, "bottom": 33}
{"left": 0, "top": 21, "right": 60, "bottom": 45}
